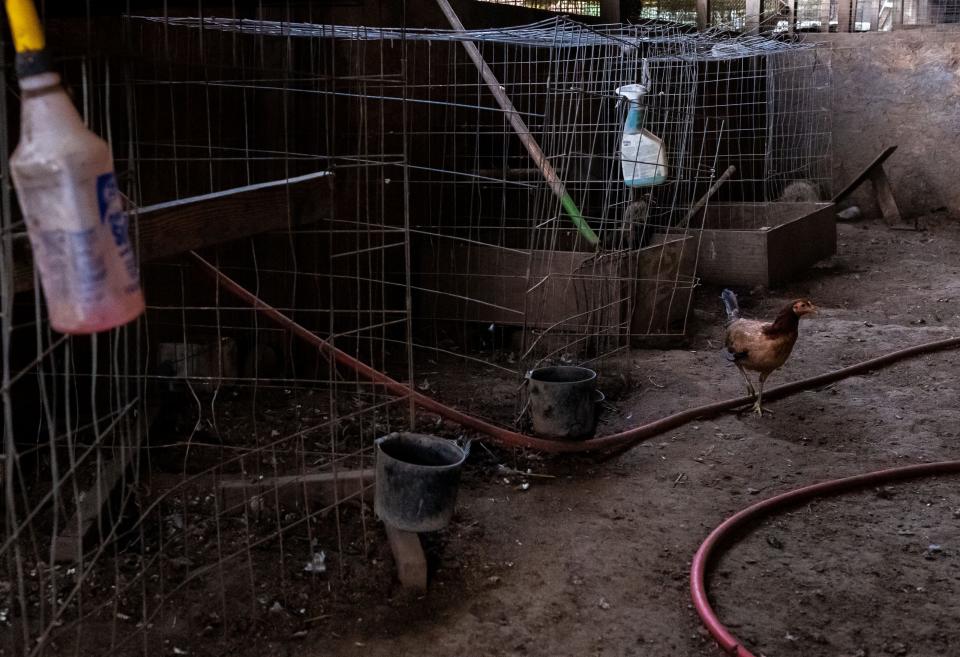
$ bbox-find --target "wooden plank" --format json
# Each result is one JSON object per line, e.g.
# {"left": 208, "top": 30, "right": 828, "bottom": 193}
{"left": 832, "top": 146, "right": 898, "bottom": 203}
{"left": 766, "top": 203, "right": 837, "bottom": 286}
{"left": 53, "top": 456, "right": 133, "bottom": 562}
{"left": 14, "top": 171, "right": 332, "bottom": 293}
{"left": 416, "top": 238, "right": 628, "bottom": 331}
{"left": 631, "top": 236, "right": 697, "bottom": 339}
{"left": 219, "top": 468, "right": 375, "bottom": 515}
{"left": 384, "top": 523, "right": 428, "bottom": 591}
{"left": 869, "top": 168, "right": 903, "bottom": 225}
{"left": 53, "top": 402, "right": 162, "bottom": 563}
{"left": 694, "top": 203, "right": 834, "bottom": 287}
{"left": 695, "top": 228, "right": 767, "bottom": 287}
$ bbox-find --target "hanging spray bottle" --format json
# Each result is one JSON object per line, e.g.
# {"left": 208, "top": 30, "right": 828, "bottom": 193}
{"left": 5, "top": 0, "right": 144, "bottom": 334}
{"left": 615, "top": 59, "right": 668, "bottom": 188}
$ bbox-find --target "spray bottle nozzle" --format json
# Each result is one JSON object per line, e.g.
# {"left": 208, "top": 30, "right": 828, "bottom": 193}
{"left": 615, "top": 84, "right": 647, "bottom": 103}
{"left": 615, "top": 59, "right": 652, "bottom": 104}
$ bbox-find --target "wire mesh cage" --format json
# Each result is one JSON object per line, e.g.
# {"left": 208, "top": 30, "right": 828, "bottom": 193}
{"left": 475, "top": 0, "right": 603, "bottom": 15}
{"left": 626, "top": 0, "right": 960, "bottom": 31}
{"left": 0, "top": 9, "right": 832, "bottom": 656}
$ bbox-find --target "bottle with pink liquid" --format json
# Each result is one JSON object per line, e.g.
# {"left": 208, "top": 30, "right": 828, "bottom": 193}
{"left": 9, "top": 66, "right": 145, "bottom": 334}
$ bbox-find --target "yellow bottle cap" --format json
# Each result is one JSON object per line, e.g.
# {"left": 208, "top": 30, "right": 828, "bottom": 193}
{"left": 5, "top": 0, "right": 45, "bottom": 53}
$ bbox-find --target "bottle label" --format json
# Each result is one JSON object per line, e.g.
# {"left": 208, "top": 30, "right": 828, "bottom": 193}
{"left": 96, "top": 172, "right": 141, "bottom": 294}
{"left": 32, "top": 228, "right": 107, "bottom": 304}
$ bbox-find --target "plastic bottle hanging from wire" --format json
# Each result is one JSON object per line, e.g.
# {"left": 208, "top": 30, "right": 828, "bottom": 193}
{"left": 615, "top": 59, "right": 669, "bottom": 188}
{"left": 6, "top": 0, "right": 145, "bottom": 334}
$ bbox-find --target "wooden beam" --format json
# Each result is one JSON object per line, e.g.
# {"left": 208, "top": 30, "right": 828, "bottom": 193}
{"left": 13, "top": 171, "right": 332, "bottom": 293}
{"left": 385, "top": 523, "right": 428, "bottom": 591}
{"left": 598, "top": 0, "right": 620, "bottom": 22}
{"left": 53, "top": 456, "right": 133, "bottom": 562}
{"left": 218, "top": 468, "right": 375, "bottom": 515}
{"left": 832, "top": 146, "right": 898, "bottom": 203}
{"left": 830, "top": 146, "right": 904, "bottom": 227}
{"left": 52, "top": 401, "right": 160, "bottom": 563}
{"left": 869, "top": 168, "right": 903, "bottom": 225}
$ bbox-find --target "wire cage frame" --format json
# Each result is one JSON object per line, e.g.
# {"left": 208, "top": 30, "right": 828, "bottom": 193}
{"left": 629, "top": 0, "right": 960, "bottom": 31}
{"left": 1, "top": 11, "right": 831, "bottom": 657}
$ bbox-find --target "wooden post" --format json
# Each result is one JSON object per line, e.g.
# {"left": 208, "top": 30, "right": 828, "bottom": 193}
{"left": 837, "top": 0, "right": 853, "bottom": 31}
{"left": 819, "top": 0, "right": 832, "bottom": 30}
{"left": 696, "top": 0, "right": 711, "bottom": 30}
{"left": 893, "top": 0, "right": 906, "bottom": 27}
{"left": 864, "top": 0, "right": 880, "bottom": 30}
{"left": 385, "top": 523, "right": 428, "bottom": 591}
{"left": 745, "top": 0, "right": 761, "bottom": 33}
{"left": 869, "top": 168, "right": 903, "bottom": 225}
{"left": 831, "top": 146, "right": 898, "bottom": 204}
{"left": 831, "top": 146, "right": 905, "bottom": 228}
{"left": 598, "top": 0, "right": 620, "bottom": 22}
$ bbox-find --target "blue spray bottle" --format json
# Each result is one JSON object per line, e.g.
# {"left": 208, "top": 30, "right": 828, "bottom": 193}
{"left": 615, "top": 60, "right": 668, "bottom": 187}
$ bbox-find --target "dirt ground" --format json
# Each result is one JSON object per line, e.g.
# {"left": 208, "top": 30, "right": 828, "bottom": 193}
{"left": 17, "top": 214, "right": 960, "bottom": 657}
{"left": 309, "top": 214, "right": 960, "bottom": 657}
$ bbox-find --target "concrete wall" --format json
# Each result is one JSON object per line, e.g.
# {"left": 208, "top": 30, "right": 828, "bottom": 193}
{"left": 808, "top": 29, "right": 960, "bottom": 219}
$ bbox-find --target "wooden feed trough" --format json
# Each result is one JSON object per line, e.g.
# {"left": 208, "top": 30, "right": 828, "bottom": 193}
{"left": 415, "top": 232, "right": 698, "bottom": 353}
{"left": 693, "top": 202, "right": 835, "bottom": 288}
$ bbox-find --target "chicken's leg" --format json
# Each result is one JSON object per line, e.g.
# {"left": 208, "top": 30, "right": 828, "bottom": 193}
{"left": 753, "top": 372, "right": 773, "bottom": 416}
{"left": 735, "top": 363, "right": 756, "bottom": 397}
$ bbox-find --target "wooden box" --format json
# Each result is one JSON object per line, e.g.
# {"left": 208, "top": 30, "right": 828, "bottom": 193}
{"left": 695, "top": 202, "right": 836, "bottom": 287}
{"left": 415, "top": 232, "right": 698, "bottom": 350}
{"left": 416, "top": 236, "right": 624, "bottom": 333}
{"left": 630, "top": 233, "right": 698, "bottom": 341}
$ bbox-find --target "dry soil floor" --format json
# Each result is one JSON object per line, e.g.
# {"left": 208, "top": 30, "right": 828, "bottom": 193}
{"left": 198, "top": 214, "right": 960, "bottom": 657}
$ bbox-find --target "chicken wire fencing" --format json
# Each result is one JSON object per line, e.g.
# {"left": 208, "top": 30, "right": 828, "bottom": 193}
{"left": 631, "top": 0, "right": 960, "bottom": 30}
{"left": 1, "top": 10, "right": 830, "bottom": 656}
{"left": 2, "top": 13, "right": 419, "bottom": 657}
{"left": 475, "top": 0, "right": 603, "bottom": 15}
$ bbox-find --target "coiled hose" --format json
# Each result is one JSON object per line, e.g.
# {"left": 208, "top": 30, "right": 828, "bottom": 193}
{"left": 691, "top": 460, "right": 960, "bottom": 657}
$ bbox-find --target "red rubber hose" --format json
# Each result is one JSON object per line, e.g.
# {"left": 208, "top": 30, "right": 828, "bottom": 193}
{"left": 191, "top": 252, "right": 960, "bottom": 454}
{"left": 691, "top": 460, "right": 960, "bottom": 657}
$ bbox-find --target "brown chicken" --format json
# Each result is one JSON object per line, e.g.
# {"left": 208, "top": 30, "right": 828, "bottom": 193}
{"left": 721, "top": 289, "right": 817, "bottom": 415}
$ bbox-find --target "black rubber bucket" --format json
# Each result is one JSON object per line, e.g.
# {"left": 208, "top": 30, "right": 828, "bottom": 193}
{"left": 527, "top": 365, "right": 598, "bottom": 440}
{"left": 374, "top": 432, "right": 468, "bottom": 532}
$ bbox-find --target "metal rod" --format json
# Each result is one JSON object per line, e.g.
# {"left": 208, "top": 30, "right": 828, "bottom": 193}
{"left": 681, "top": 165, "right": 736, "bottom": 225}
{"left": 432, "top": 0, "right": 599, "bottom": 246}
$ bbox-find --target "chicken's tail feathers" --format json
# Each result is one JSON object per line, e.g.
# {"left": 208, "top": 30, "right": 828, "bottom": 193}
{"left": 721, "top": 288, "right": 740, "bottom": 321}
